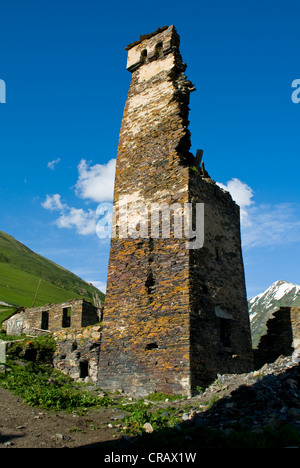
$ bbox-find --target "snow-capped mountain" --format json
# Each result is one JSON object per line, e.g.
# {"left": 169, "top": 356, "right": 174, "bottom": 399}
{"left": 248, "top": 280, "right": 300, "bottom": 348}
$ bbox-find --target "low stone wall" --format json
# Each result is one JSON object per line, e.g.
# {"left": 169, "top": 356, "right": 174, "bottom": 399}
{"left": 53, "top": 325, "right": 101, "bottom": 342}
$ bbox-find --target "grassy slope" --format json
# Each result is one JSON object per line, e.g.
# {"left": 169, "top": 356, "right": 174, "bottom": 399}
{"left": 0, "top": 231, "right": 104, "bottom": 314}
{"left": 0, "top": 306, "right": 16, "bottom": 328}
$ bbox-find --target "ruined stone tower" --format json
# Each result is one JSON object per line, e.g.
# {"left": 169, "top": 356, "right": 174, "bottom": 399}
{"left": 98, "top": 26, "right": 253, "bottom": 396}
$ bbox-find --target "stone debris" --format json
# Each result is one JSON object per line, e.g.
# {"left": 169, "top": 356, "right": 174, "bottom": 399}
{"left": 54, "top": 433, "right": 71, "bottom": 441}
{"left": 143, "top": 422, "right": 154, "bottom": 433}
{"left": 173, "top": 356, "right": 300, "bottom": 434}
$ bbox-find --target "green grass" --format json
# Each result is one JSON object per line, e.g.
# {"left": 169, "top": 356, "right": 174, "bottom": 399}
{"left": 122, "top": 405, "right": 181, "bottom": 435}
{"left": 145, "top": 392, "right": 185, "bottom": 402}
{"left": 0, "top": 230, "right": 104, "bottom": 310}
{"left": 0, "top": 362, "right": 113, "bottom": 411}
{"left": 0, "top": 263, "right": 89, "bottom": 308}
{"left": 0, "top": 335, "right": 113, "bottom": 411}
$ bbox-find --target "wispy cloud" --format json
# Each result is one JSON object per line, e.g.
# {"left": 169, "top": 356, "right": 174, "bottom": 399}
{"left": 87, "top": 280, "right": 107, "bottom": 293}
{"left": 47, "top": 158, "right": 61, "bottom": 170}
{"left": 242, "top": 203, "right": 300, "bottom": 248}
{"left": 56, "top": 207, "right": 98, "bottom": 235}
{"left": 217, "top": 178, "right": 300, "bottom": 249}
{"left": 42, "top": 194, "right": 97, "bottom": 235}
{"left": 41, "top": 194, "right": 67, "bottom": 211}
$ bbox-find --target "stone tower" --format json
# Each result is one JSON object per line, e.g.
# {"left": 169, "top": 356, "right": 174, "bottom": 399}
{"left": 98, "top": 26, "right": 253, "bottom": 397}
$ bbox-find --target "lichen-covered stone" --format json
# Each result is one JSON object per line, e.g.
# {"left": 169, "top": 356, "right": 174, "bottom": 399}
{"left": 98, "top": 25, "right": 253, "bottom": 397}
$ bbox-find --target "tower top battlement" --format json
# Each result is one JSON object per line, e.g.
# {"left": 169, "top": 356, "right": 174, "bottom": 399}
{"left": 125, "top": 25, "right": 181, "bottom": 73}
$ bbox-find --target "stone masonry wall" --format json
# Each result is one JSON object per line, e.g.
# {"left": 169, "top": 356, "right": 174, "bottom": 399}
{"left": 98, "top": 26, "right": 193, "bottom": 397}
{"left": 3, "top": 299, "right": 99, "bottom": 336}
{"left": 256, "top": 307, "right": 300, "bottom": 367}
{"left": 98, "top": 26, "right": 253, "bottom": 397}
{"left": 189, "top": 172, "right": 254, "bottom": 388}
{"left": 53, "top": 326, "right": 101, "bottom": 383}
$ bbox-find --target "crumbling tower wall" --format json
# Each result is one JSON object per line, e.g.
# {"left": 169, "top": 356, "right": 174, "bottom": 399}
{"left": 98, "top": 26, "right": 253, "bottom": 397}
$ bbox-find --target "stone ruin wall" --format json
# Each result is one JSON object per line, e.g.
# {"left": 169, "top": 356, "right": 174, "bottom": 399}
{"left": 53, "top": 326, "right": 101, "bottom": 384}
{"left": 2, "top": 300, "right": 102, "bottom": 384}
{"left": 2, "top": 299, "right": 100, "bottom": 336}
{"left": 256, "top": 307, "right": 300, "bottom": 367}
{"left": 189, "top": 172, "right": 254, "bottom": 387}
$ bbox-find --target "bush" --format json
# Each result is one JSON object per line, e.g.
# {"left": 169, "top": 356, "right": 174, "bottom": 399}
{"left": 7, "top": 334, "right": 56, "bottom": 364}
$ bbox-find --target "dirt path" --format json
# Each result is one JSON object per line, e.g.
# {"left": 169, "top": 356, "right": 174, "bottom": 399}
{"left": 1, "top": 356, "right": 300, "bottom": 450}
{"left": 0, "top": 387, "right": 123, "bottom": 449}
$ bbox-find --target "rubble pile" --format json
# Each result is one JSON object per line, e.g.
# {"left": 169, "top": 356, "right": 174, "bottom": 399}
{"left": 180, "top": 356, "right": 300, "bottom": 434}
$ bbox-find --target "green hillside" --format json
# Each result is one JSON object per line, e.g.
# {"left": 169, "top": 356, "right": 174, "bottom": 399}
{"left": 0, "top": 231, "right": 104, "bottom": 320}
{"left": 0, "top": 305, "right": 16, "bottom": 328}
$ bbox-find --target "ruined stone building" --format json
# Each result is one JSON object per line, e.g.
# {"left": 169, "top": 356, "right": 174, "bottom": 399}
{"left": 98, "top": 26, "right": 254, "bottom": 397}
{"left": 2, "top": 299, "right": 102, "bottom": 384}
{"left": 2, "top": 299, "right": 100, "bottom": 336}
{"left": 255, "top": 307, "right": 300, "bottom": 368}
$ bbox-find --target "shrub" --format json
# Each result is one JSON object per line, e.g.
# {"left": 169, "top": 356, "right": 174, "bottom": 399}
{"left": 7, "top": 334, "right": 56, "bottom": 364}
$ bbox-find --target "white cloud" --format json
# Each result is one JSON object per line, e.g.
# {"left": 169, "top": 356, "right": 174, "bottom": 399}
{"left": 56, "top": 207, "right": 97, "bottom": 235}
{"left": 42, "top": 194, "right": 96, "bottom": 236}
{"left": 47, "top": 158, "right": 61, "bottom": 170}
{"left": 217, "top": 178, "right": 300, "bottom": 249}
{"left": 42, "top": 157, "right": 117, "bottom": 236}
{"left": 75, "top": 158, "right": 116, "bottom": 203}
{"left": 41, "top": 194, "right": 67, "bottom": 211}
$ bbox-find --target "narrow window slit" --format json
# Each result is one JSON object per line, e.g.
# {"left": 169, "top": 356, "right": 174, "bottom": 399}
{"left": 145, "top": 269, "right": 155, "bottom": 301}
{"left": 155, "top": 42, "right": 163, "bottom": 57}
{"left": 62, "top": 307, "right": 71, "bottom": 328}
{"left": 41, "top": 311, "right": 49, "bottom": 330}
{"left": 79, "top": 360, "right": 89, "bottom": 378}
{"left": 140, "top": 49, "right": 147, "bottom": 63}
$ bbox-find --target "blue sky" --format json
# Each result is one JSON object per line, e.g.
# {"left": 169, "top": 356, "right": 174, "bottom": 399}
{"left": 1, "top": 0, "right": 300, "bottom": 298}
